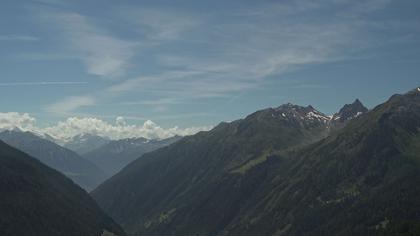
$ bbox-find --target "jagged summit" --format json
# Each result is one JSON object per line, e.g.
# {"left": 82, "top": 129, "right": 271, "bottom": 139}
{"left": 92, "top": 86, "right": 420, "bottom": 236}
{"left": 93, "top": 87, "right": 420, "bottom": 236}
{"left": 274, "top": 103, "right": 328, "bottom": 116}
{"left": 273, "top": 103, "right": 330, "bottom": 123}
{"left": 332, "top": 98, "right": 368, "bottom": 123}
{"left": 250, "top": 100, "right": 368, "bottom": 131}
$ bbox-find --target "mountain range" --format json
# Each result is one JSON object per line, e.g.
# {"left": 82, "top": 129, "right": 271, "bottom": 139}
{"left": 0, "top": 130, "right": 107, "bottom": 191}
{"left": 0, "top": 129, "right": 184, "bottom": 191}
{"left": 84, "top": 136, "right": 182, "bottom": 177}
{"left": 64, "top": 134, "right": 111, "bottom": 155}
{"left": 2, "top": 87, "right": 419, "bottom": 236}
{"left": 0, "top": 140, "right": 125, "bottom": 236}
{"left": 92, "top": 89, "right": 420, "bottom": 236}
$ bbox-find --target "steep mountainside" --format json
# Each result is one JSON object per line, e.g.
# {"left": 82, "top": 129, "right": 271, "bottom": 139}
{"left": 64, "top": 134, "right": 110, "bottom": 155}
{"left": 92, "top": 104, "right": 333, "bottom": 235}
{"left": 84, "top": 136, "right": 181, "bottom": 176}
{"left": 0, "top": 140, "right": 125, "bottom": 236}
{"left": 0, "top": 131, "right": 106, "bottom": 191}
{"left": 221, "top": 88, "right": 420, "bottom": 235}
{"left": 93, "top": 88, "right": 420, "bottom": 236}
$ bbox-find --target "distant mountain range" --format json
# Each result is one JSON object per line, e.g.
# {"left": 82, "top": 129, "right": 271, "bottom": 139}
{"left": 0, "top": 130, "right": 107, "bottom": 191}
{"left": 0, "top": 140, "right": 125, "bottom": 236}
{"left": 63, "top": 133, "right": 111, "bottom": 155}
{"left": 92, "top": 88, "right": 420, "bottom": 236}
{"left": 0, "top": 129, "right": 184, "bottom": 190}
{"left": 84, "top": 136, "right": 182, "bottom": 177}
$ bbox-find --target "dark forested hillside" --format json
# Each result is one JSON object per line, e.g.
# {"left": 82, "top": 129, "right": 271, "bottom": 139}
{"left": 0, "top": 140, "right": 125, "bottom": 236}
{"left": 221, "top": 88, "right": 420, "bottom": 236}
{"left": 92, "top": 88, "right": 420, "bottom": 236}
{"left": 91, "top": 104, "right": 333, "bottom": 235}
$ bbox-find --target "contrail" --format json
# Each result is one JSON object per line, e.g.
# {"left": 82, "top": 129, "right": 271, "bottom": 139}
{"left": 0, "top": 82, "right": 88, "bottom": 87}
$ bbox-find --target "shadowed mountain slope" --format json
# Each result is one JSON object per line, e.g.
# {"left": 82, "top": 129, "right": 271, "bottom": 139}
{"left": 92, "top": 104, "right": 332, "bottom": 235}
{"left": 0, "top": 131, "right": 106, "bottom": 191}
{"left": 93, "top": 88, "right": 420, "bottom": 236}
{"left": 0, "top": 140, "right": 125, "bottom": 236}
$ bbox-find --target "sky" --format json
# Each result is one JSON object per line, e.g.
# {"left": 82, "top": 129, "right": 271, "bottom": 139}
{"left": 0, "top": 0, "right": 420, "bottom": 140}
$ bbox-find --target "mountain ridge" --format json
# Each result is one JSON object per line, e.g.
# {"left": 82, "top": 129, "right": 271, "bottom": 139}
{"left": 0, "top": 130, "right": 106, "bottom": 191}
{"left": 64, "top": 133, "right": 111, "bottom": 155}
{"left": 84, "top": 136, "right": 182, "bottom": 177}
{"left": 92, "top": 100, "right": 368, "bottom": 235}
{"left": 92, "top": 88, "right": 420, "bottom": 236}
{"left": 331, "top": 98, "right": 369, "bottom": 127}
{"left": 0, "top": 140, "right": 126, "bottom": 236}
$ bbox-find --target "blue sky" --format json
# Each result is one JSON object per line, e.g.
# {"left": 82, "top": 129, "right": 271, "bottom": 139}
{"left": 0, "top": 0, "right": 420, "bottom": 139}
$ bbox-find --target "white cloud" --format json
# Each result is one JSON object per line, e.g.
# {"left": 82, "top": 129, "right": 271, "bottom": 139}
{"left": 32, "top": 7, "right": 198, "bottom": 78}
{"left": 126, "top": 8, "right": 200, "bottom": 41}
{"left": 118, "top": 98, "right": 182, "bottom": 106}
{"left": 115, "top": 116, "right": 127, "bottom": 126}
{"left": 42, "top": 116, "right": 211, "bottom": 141}
{"left": 28, "top": 0, "right": 401, "bottom": 123}
{"left": 0, "top": 112, "right": 210, "bottom": 142}
{"left": 0, "top": 112, "right": 37, "bottom": 131}
{"left": 39, "top": 12, "right": 137, "bottom": 78}
{"left": 45, "top": 96, "right": 95, "bottom": 115}
{"left": 157, "top": 14, "right": 360, "bottom": 81}
{"left": 101, "top": 0, "right": 395, "bottom": 103}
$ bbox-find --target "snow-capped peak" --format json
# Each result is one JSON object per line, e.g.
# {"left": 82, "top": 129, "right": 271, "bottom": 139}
{"left": 269, "top": 103, "right": 331, "bottom": 128}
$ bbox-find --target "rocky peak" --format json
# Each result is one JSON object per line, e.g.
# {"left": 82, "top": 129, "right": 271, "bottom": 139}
{"left": 332, "top": 99, "right": 368, "bottom": 123}
{"left": 264, "top": 103, "right": 331, "bottom": 129}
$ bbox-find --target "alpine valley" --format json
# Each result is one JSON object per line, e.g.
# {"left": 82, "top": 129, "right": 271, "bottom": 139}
{"left": 0, "top": 130, "right": 107, "bottom": 191}
{"left": 3, "top": 1, "right": 420, "bottom": 235}
{"left": 92, "top": 88, "right": 420, "bottom": 236}
{"left": 1, "top": 87, "right": 420, "bottom": 236}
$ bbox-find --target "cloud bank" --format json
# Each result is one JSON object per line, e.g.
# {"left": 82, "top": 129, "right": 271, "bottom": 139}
{"left": 0, "top": 112, "right": 211, "bottom": 142}
{"left": 0, "top": 112, "right": 37, "bottom": 131}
